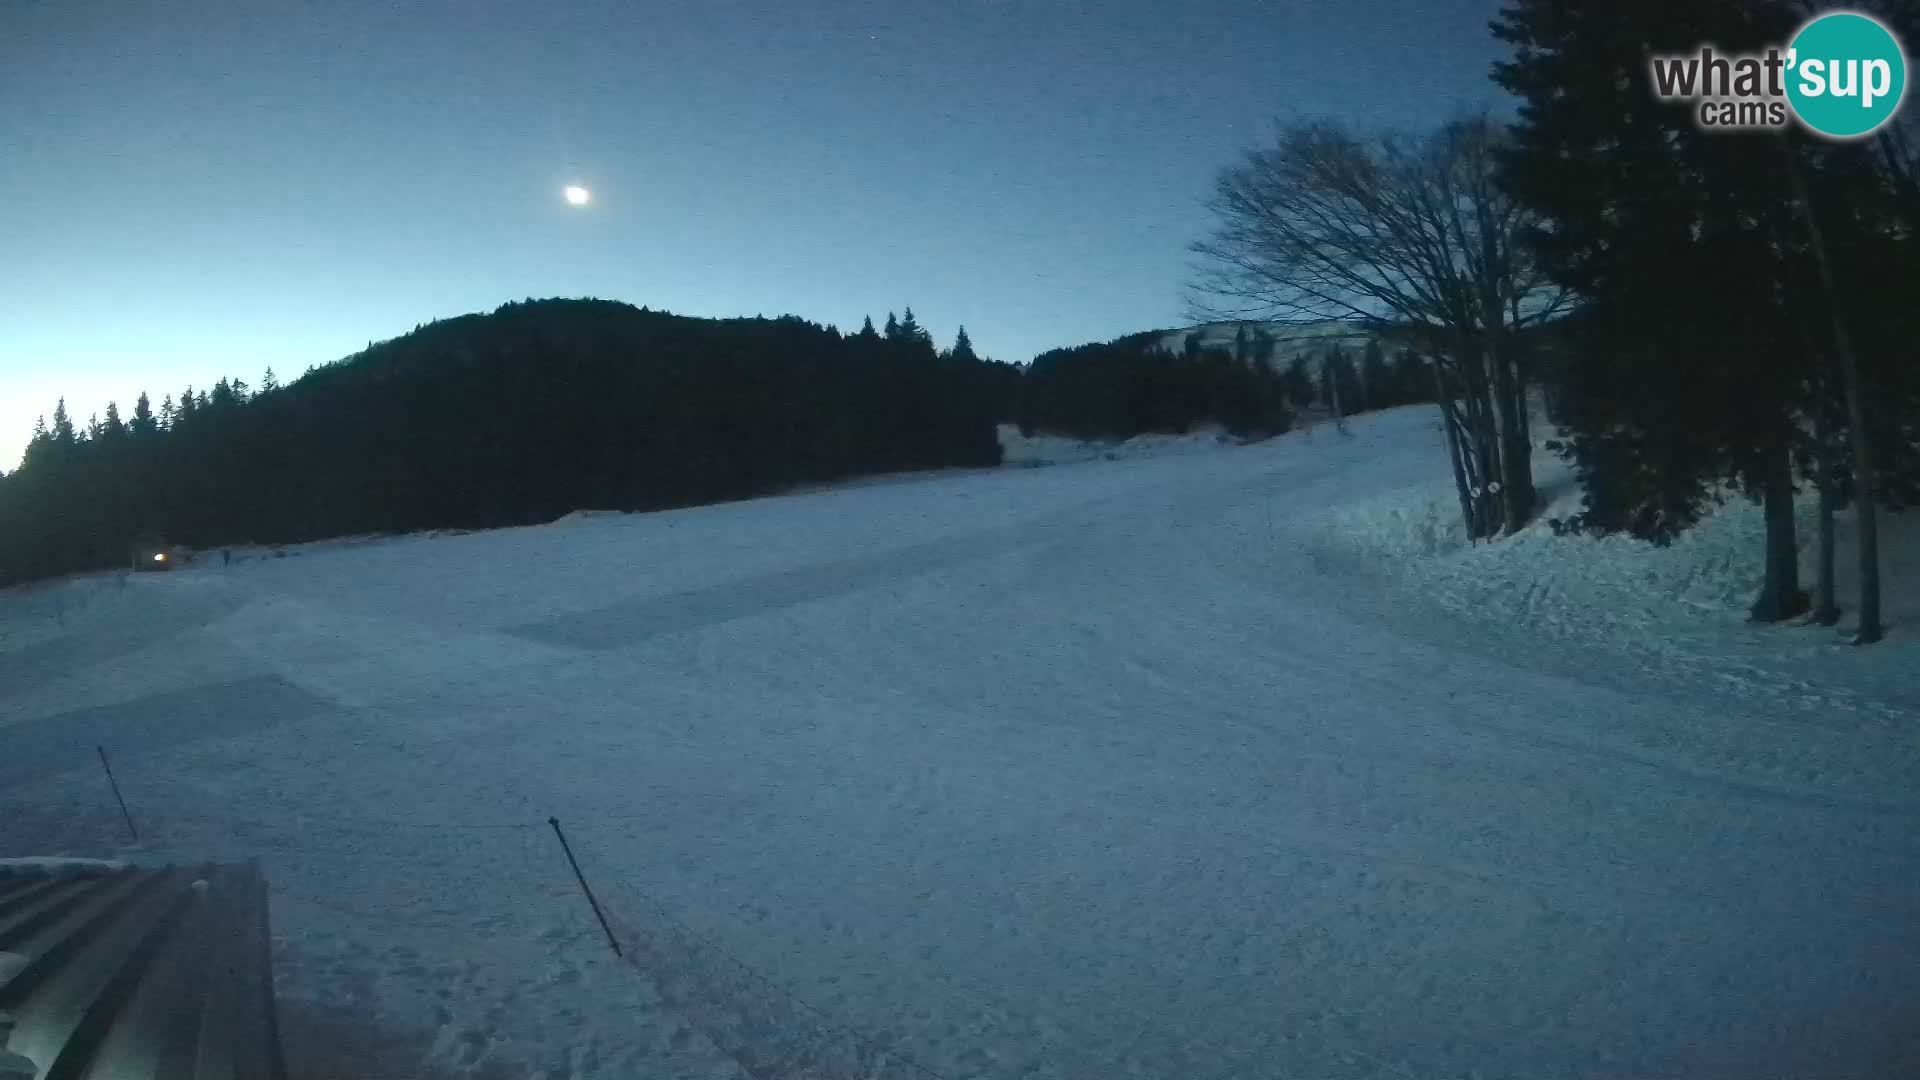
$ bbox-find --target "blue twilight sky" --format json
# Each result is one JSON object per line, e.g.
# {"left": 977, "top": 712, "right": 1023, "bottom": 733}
{"left": 2, "top": 0, "right": 1507, "bottom": 465}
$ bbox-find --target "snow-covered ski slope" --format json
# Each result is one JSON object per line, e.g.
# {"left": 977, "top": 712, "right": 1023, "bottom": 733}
{"left": 3, "top": 406, "right": 1917, "bottom": 1079}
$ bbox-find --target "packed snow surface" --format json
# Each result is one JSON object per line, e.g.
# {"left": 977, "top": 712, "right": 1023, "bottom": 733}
{"left": 3, "top": 406, "right": 1917, "bottom": 1079}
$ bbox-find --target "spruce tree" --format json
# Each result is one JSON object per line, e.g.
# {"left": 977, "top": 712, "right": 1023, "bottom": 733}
{"left": 1251, "top": 328, "right": 1276, "bottom": 371}
{"left": 1359, "top": 339, "right": 1389, "bottom": 411}
{"left": 884, "top": 312, "right": 901, "bottom": 341}
{"left": 21, "top": 417, "right": 52, "bottom": 470}
{"left": 951, "top": 326, "right": 979, "bottom": 364}
{"left": 898, "top": 307, "right": 932, "bottom": 348}
{"left": 1390, "top": 348, "right": 1427, "bottom": 406}
{"left": 131, "top": 392, "right": 156, "bottom": 437}
{"left": 1282, "top": 355, "right": 1313, "bottom": 407}
{"left": 50, "top": 399, "right": 76, "bottom": 445}
{"left": 1319, "top": 348, "right": 1342, "bottom": 410}
{"left": 1493, "top": 0, "right": 1816, "bottom": 621}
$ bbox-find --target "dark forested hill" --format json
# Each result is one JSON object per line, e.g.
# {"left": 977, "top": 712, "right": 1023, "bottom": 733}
{"left": 0, "top": 298, "right": 1014, "bottom": 586}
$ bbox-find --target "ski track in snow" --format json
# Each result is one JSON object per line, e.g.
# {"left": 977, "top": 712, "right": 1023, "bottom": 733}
{"left": 2, "top": 408, "right": 1918, "bottom": 1079}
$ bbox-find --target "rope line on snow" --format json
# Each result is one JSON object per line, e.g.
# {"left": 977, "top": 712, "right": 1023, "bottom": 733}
{"left": 616, "top": 881, "right": 1216, "bottom": 1080}
{"left": 600, "top": 881, "right": 961, "bottom": 1080}
{"left": 87, "top": 799, "right": 1158, "bottom": 1076}
{"left": 162, "top": 802, "right": 543, "bottom": 834}
{"left": 280, "top": 812, "right": 538, "bottom": 832}
{"left": 272, "top": 884, "right": 479, "bottom": 931}
{"left": 18, "top": 797, "right": 1244, "bottom": 1078}
{"left": 15, "top": 787, "right": 1344, "bottom": 1077}
{"left": 551, "top": 826, "right": 963, "bottom": 1080}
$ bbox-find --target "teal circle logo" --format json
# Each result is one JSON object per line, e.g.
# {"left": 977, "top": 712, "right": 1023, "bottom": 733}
{"left": 1786, "top": 12, "right": 1907, "bottom": 138}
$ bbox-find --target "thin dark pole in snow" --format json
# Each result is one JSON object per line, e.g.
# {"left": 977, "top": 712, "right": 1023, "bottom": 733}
{"left": 97, "top": 746, "right": 138, "bottom": 843}
{"left": 548, "top": 817, "right": 622, "bottom": 958}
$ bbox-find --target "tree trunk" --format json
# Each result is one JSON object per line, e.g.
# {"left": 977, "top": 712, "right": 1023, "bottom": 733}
{"left": 1785, "top": 146, "right": 1882, "bottom": 643}
{"left": 1487, "top": 333, "right": 1536, "bottom": 534}
{"left": 1462, "top": 346, "right": 1502, "bottom": 537}
{"left": 1475, "top": 408, "right": 1500, "bottom": 537}
{"left": 1510, "top": 299, "right": 1536, "bottom": 447}
{"left": 1811, "top": 378, "right": 1841, "bottom": 626}
{"left": 1517, "top": 368, "right": 1534, "bottom": 450}
{"left": 1749, "top": 434, "right": 1809, "bottom": 623}
{"left": 1432, "top": 353, "right": 1478, "bottom": 538}
{"left": 1441, "top": 402, "right": 1477, "bottom": 537}
{"left": 1841, "top": 363, "right": 1883, "bottom": 642}
{"left": 1327, "top": 357, "right": 1351, "bottom": 436}
{"left": 1813, "top": 469, "right": 1839, "bottom": 625}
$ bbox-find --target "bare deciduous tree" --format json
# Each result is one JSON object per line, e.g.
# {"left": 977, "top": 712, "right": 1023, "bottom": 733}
{"left": 1190, "top": 114, "right": 1569, "bottom": 538}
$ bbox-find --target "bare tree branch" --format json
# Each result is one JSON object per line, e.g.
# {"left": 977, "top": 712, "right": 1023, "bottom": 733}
{"left": 1190, "top": 112, "right": 1562, "bottom": 536}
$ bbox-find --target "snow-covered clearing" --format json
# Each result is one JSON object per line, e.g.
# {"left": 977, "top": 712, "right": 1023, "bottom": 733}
{"left": 1298, "top": 412, "right": 1920, "bottom": 722}
{"left": 3, "top": 406, "right": 1917, "bottom": 1079}
{"left": 997, "top": 423, "right": 1247, "bottom": 468}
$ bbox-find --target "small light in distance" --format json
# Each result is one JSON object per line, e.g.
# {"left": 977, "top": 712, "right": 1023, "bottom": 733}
{"left": 153, "top": 553, "right": 166, "bottom": 562}
{"left": 563, "top": 185, "right": 591, "bottom": 206}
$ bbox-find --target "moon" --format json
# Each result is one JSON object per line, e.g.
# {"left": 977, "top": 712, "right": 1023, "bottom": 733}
{"left": 563, "top": 185, "right": 591, "bottom": 206}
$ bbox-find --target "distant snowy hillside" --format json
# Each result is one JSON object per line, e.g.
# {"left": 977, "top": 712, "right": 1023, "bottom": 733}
{"left": 1149, "top": 318, "right": 1379, "bottom": 360}
{"left": 996, "top": 423, "right": 1248, "bottom": 467}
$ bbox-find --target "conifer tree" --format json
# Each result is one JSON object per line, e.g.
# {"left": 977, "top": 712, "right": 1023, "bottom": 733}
{"left": 898, "top": 307, "right": 933, "bottom": 349}
{"left": 950, "top": 326, "right": 979, "bottom": 364}
{"left": 21, "top": 417, "right": 53, "bottom": 470}
{"left": 1493, "top": 0, "right": 1819, "bottom": 621}
{"left": 1251, "top": 328, "right": 1276, "bottom": 371}
{"left": 1282, "top": 355, "right": 1313, "bottom": 407}
{"left": 50, "top": 399, "right": 76, "bottom": 445}
{"left": 131, "top": 392, "right": 157, "bottom": 437}
{"left": 1390, "top": 348, "right": 1428, "bottom": 406}
{"left": 1359, "top": 339, "right": 1389, "bottom": 411}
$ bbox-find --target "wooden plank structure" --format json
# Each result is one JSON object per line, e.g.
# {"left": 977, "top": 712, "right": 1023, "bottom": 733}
{"left": 0, "top": 860, "right": 284, "bottom": 1080}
